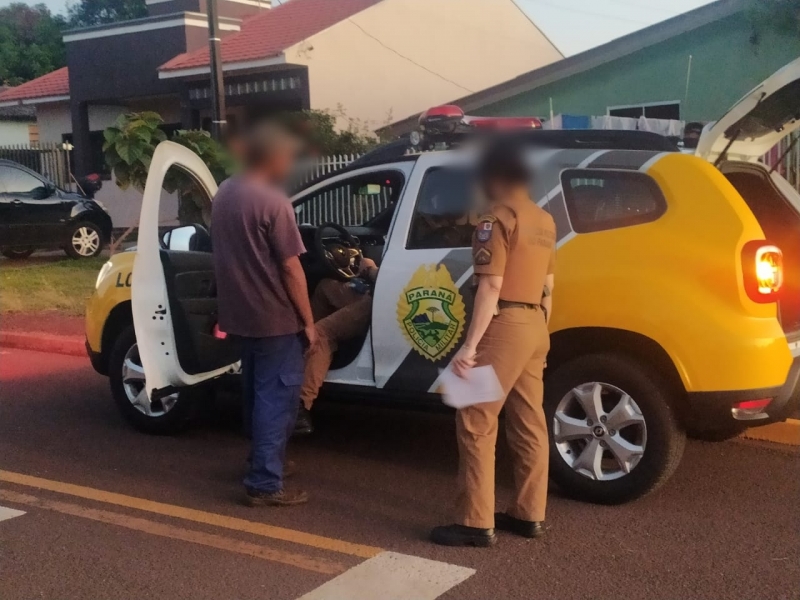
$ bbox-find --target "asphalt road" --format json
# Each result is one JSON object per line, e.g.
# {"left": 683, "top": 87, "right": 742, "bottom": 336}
{"left": 0, "top": 348, "right": 798, "bottom": 600}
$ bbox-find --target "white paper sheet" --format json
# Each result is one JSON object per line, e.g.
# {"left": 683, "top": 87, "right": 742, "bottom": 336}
{"left": 441, "top": 365, "right": 504, "bottom": 409}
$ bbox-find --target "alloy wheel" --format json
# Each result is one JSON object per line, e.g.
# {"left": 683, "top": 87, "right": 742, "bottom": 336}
{"left": 553, "top": 381, "right": 647, "bottom": 481}
{"left": 122, "top": 343, "right": 179, "bottom": 417}
{"left": 71, "top": 226, "right": 100, "bottom": 257}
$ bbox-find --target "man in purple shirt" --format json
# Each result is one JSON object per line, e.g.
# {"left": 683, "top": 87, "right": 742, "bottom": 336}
{"left": 212, "top": 124, "right": 315, "bottom": 507}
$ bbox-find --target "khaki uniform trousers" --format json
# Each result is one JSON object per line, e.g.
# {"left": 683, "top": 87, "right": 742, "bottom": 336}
{"left": 301, "top": 279, "right": 372, "bottom": 410}
{"left": 456, "top": 306, "right": 550, "bottom": 528}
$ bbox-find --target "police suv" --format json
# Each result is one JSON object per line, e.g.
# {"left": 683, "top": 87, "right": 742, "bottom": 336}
{"left": 86, "top": 58, "right": 800, "bottom": 505}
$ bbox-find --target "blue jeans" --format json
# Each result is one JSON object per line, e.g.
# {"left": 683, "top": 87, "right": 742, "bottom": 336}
{"left": 240, "top": 333, "right": 304, "bottom": 493}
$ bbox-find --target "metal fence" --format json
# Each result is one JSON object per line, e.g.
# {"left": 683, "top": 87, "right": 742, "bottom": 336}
{"left": 290, "top": 153, "right": 394, "bottom": 227}
{"left": 0, "top": 142, "right": 72, "bottom": 190}
{"left": 763, "top": 132, "right": 800, "bottom": 192}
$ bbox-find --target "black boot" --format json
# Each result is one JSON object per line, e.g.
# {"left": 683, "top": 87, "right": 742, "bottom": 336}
{"left": 494, "top": 512, "right": 545, "bottom": 539}
{"left": 430, "top": 524, "right": 496, "bottom": 547}
{"left": 294, "top": 406, "right": 314, "bottom": 436}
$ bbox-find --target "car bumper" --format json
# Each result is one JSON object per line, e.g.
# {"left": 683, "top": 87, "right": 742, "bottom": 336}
{"left": 686, "top": 343, "right": 800, "bottom": 430}
{"left": 86, "top": 338, "right": 108, "bottom": 376}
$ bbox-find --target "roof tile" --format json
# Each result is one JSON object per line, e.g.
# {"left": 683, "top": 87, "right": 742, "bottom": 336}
{"left": 0, "top": 67, "right": 70, "bottom": 103}
{"left": 160, "top": 0, "right": 381, "bottom": 72}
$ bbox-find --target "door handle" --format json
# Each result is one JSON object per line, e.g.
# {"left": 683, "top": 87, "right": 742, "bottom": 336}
{"left": 10, "top": 200, "right": 23, "bottom": 205}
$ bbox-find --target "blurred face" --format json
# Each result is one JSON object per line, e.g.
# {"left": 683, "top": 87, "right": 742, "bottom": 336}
{"left": 484, "top": 178, "right": 526, "bottom": 203}
{"left": 251, "top": 145, "right": 296, "bottom": 185}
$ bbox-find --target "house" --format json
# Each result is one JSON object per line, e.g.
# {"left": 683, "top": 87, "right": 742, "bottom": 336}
{"left": 0, "top": 0, "right": 562, "bottom": 187}
{"left": 384, "top": 0, "right": 800, "bottom": 135}
{"left": 0, "top": 87, "right": 38, "bottom": 145}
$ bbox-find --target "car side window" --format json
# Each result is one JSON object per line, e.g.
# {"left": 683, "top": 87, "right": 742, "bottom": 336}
{"left": 0, "top": 166, "right": 46, "bottom": 195}
{"left": 294, "top": 170, "right": 404, "bottom": 228}
{"left": 561, "top": 169, "right": 667, "bottom": 233}
{"left": 407, "top": 167, "right": 477, "bottom": 250}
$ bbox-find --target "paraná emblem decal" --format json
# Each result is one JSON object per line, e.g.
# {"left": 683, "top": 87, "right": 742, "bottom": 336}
{"left": 397, "top": 264, "right": 466, "bottom": 361}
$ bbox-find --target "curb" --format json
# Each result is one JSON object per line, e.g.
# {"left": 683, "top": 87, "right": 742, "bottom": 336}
{"left": 741, "top": 419, "right": 800, "bottom": 446}
{"left": 0, "top": 331, "right": 85, "bottom": 357}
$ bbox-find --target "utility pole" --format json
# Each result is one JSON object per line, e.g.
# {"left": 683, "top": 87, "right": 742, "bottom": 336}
{"left": 207, "top": 0, "right": 226, "bottom": 141}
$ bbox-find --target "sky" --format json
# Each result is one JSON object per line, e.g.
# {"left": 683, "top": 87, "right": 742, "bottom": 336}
{"left": 2, "top": 0, "right": 718, "bottom": 56}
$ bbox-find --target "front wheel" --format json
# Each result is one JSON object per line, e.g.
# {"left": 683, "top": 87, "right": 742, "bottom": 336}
{"left": 108, "top": 325, "right": 196, "bottom": 435}
{"left": 544, "top": 354, "right": 686, "bottom": 505}
{"left": 65, "top": 221, "right": 104, "bottom": 259}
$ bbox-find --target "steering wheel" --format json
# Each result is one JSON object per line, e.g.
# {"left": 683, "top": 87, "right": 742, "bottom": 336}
{"left": 314, "top": 222, "right": 363, "bottom": 281}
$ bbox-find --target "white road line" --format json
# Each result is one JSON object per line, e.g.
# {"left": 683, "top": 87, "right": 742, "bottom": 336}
{"left": 0, "top": 505, "right": 25, "bottom": 522}
{"left": 296, "top": 551, "right": 474, "bottom": 600}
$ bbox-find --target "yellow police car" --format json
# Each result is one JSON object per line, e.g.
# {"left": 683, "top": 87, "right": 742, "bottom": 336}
{"left": 86, "top": 58, "right": 800, "bottom": 505}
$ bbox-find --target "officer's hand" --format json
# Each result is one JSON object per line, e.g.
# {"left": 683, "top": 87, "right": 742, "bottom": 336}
{"left": 304, "top": 324, "right": 318, "bottom": 353}
{"left": 358, "top": 257, "right": 377, "bottom": 278}
{"left": 452, "top": 344, "right": 477, "bottom": 379}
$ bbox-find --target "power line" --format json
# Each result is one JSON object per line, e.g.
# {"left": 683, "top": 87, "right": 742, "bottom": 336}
{"left": 346, "top": 19, "right": 475, "bottom": 94}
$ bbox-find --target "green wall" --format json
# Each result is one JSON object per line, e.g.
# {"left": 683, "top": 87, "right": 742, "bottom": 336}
{"left": 476, "top": 13, "right": 800, "bottom": 123}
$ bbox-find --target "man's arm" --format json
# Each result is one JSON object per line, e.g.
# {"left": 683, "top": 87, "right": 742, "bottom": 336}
{"left": 281, "top": 256, "right": 316, "bottom": 347}
{"left": 451, "top": 274, "right": 502, "bottom": 377}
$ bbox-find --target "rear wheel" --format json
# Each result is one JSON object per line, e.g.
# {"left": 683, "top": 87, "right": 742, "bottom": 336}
{"left": 544, "top": 354, "right": 686, "bottom": 504}
{"left": 109, "top": 325, "right": 196, "bottom": 434}
{"left": 65, "top": 221, "right": 104, "bottom": 259}
{"left": 2, "top": 248, "right": 35, "bottom": 260}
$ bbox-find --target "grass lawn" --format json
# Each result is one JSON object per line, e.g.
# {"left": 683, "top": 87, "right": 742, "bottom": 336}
{"left": 0, "top": 256, "right": 106, "bottom": 315}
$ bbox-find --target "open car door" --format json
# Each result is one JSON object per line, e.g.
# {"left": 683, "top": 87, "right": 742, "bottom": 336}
{"left": 696, "top": 56, "right": 800, "bottom": 163}
{"left": 132, "top": 141, "right": 239, "bottom": 406}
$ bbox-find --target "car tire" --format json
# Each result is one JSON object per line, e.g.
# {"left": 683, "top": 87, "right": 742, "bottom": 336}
{"left": 109, "top": 325, "right": 196, "bottom": 435}
{"left": 1, "top": 248, "right": 35, "bottom": 260}
{"left": 544, "top": 353, "right": 686, "bottom": 505}
{"left": 65, "top": 221, "right": 105, "bottom": 259}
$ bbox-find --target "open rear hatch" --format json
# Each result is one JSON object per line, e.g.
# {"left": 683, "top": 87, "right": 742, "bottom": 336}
{"left": 698, "top": 57, "right": 800, "bottom": 333}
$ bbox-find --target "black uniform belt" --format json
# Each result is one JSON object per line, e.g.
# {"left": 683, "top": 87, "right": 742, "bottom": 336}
{"left": 498, "top": 300, "right": 539, "bottom": 310}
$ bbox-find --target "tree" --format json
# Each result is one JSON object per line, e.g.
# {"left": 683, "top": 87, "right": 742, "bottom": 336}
{"left": 278, "top": 109, "right": 381, "bottom": 156}
{"left": 103, "top": 112, "right": 236, "bottom": 250}
{"left": 0, "top": 4, "right": 66, "bottom": 86}
{"left": 67, "top": 0, "right": 147, "bottom": 28}
{"left": 426, "top": 307, "right": 440, "bottom": 323}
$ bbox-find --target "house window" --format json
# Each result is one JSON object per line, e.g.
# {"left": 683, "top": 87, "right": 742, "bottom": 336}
{"left": 561, "top": 169, "right": 667, "bottom": 233}
{"left": 608, "top": 102, "right": 680, "bottom": 121}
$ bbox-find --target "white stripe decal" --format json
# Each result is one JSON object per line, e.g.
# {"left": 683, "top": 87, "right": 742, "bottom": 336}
{"left": 537, "top": 184, "right": 562, "bottom": 208}
{"left": 296, "top": 551, "right": 474, "bottom": 600}
{"left": 0, "top": 506, "right": 25, "bottom": 522}
{"left": 557, "top": 230, "right": 577, "bottom": 249}
{"left": 639, "top": 152, "right": 668, "bottom": 173}
{"left": 577, "top": 150, "right": 609, "bottom": 168}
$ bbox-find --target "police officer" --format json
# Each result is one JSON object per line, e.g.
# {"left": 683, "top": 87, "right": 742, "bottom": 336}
{"left": 431, "top": 140, "right": 555, "bottom": 547}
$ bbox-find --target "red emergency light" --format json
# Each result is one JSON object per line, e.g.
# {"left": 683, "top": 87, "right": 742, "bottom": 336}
{"left": 416, "top": 105, "right": 542, "bottom": 149}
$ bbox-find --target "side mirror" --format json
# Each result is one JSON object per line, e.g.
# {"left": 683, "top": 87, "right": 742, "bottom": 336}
{"left": 31, "top": 185, "right": 55, "bottom": 200}
{"left": 162, "top": 224, "right": 212, "bottom": 252}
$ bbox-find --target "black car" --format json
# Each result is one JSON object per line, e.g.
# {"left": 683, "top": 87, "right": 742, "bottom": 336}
{"left": 0, "top": 160, "right": 112, "bottom": 259}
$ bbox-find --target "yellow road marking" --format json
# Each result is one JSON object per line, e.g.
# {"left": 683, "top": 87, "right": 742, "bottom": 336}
{"left": 0, "top": 489, "right": 346, "bottom": 575}
{"left": 0, "top": 470, "right": 381, "bottom": 559}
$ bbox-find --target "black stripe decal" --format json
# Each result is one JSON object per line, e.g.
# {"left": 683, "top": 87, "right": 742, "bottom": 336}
{"left": 588, "top": 150, "right": 662, "bottom": 170}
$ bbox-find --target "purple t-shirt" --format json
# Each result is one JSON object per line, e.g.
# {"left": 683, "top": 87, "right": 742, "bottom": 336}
{"left": 211, "top": 175, "right": 306, "bottom": 338}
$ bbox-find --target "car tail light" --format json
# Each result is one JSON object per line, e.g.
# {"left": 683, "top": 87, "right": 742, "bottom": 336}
{"left": 731, "top": 398, "right": 772, "bottom": 420}
{"left": 742, "top": 241, "right": 783, "bottom": 302}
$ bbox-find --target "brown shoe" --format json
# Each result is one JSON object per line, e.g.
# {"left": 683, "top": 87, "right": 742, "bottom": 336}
{"left": 244, "top": 488, "right": 309, "bottom": 507}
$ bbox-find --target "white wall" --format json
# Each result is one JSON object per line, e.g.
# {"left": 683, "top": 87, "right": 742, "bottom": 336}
{"left": 285, "top": 0, "right": 562, "bottom": 130}
{"left": 0, "top": 121, "right": 32, "bottom": 145}
{"left": 36, "top": 102, "right": 72, "bottom": 143}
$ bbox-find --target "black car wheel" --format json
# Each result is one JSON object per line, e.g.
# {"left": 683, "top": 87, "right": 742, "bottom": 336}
{"left": 65, "top": 221, "right": 104, "bottom": 259}
{"left": 544, "top": 353, "right": 686, "bottom": 505}
{"left": 1, "top": 248, "right": 35, "bottom": 260}
{"left": 109, "top": 325, "right": 197, "bottom": 435}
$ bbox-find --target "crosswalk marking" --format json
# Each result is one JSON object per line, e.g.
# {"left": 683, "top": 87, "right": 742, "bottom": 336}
{"left": 0, "top": 505, "right": 25, "bottom": 522}
{"left": 296, "top": 551, "right": 475, "bottom": 600}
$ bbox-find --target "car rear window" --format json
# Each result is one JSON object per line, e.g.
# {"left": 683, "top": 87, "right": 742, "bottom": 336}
{"left": 561, "top": 169, "right": 666, "bottom": 233}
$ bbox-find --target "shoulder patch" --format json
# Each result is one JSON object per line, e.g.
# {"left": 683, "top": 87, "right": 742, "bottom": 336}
{"left": 474, "top": 247, "right": 492, "bottom": 265}
{"left": 476, "top": 219, "right": 493, "bottom": 242}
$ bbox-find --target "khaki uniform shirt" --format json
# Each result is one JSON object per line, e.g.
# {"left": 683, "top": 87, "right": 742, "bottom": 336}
{"left": 472, "top": 196, "right": 556, "bottom": 304}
